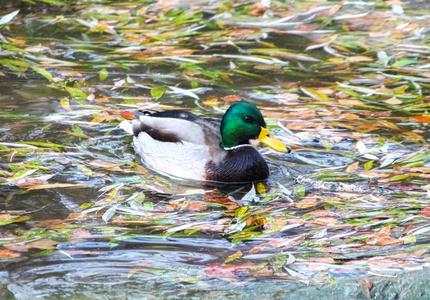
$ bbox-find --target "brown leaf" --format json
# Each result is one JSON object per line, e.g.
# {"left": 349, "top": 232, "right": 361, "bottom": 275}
{"left": 346, "top": 161, "right": 359, "bottom": 173}
{"left": 384, "top": 97, "right": 402, "bottom": 105}
{"left": 338, "top": 99, "right": 365, "bottom": 106}
{"left": 186, "top": 201, "right": 207, "bottom": 211}
{"left": 91, "top": 111, "right": 115, "bottom": 123}
{"left": 72, "top": 229, "right": 93, "bottom": 238}
{"left": 358, "top": 172, "right": 390, "bottom": 178}
{"left": 375, "top": 119, "right": 400, "bottom": 130}
{"left": 295, "top": 197, "right": 318, "bottom": 208}
{"left": 313, "top": 217, "right": 337, "bottom": 226}
{"left": 358, "top": 277, "right": 373, "bottom": 291}
{"left": 205, "top": 262, "right": 254, "bottom": 277}
{"left": 93, "top": 96, "right": 110, "bottom": 103}
{"left": 346, "top": 56, "right": 374, "bottom": 62}
{"left": 163, "top": 49, "right": 195, "bottom": 56}
{"left": 339, "top": 113, "right": 360, "bottom": 120}
{"left": 13, "top": 178, "right": 49, "bottom": 189}
{"left": 360, "top": 111, "right": 391, "bottom": 117}
{"left": 418, "top": 206, "right": 430, "bottom": 217}
{"left": 221, "top": 95, "right": 241, "bottom": 102}
{"left": 249, "top": 265, "right": 273, "bottom": 276}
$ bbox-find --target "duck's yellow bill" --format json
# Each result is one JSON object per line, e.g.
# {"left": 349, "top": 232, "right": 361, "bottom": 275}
{"left": 258, "top": 126, "right": 291, "bottom": 153}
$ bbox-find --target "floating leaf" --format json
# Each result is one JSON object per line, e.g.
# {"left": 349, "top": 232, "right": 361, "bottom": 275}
{"left": 60, "top": 98, "right": 71, "bottom": 111}
{"left": 364, "top": 160, "right": 374, "bottom": 170}
{"left": 268, "top": 253, "right": 286, "bottom": 273}
{"left": 0, "top": 10, "right": 19, "bottom": 26}
{"left": 99, "top": 68, "right": 108, "bottom": 81}
{"left": 151, "top": 86, "right": 165, "bottom": 99}
{"left": 225, "top": 250, "right": 242, "bottom": 263}
{"left": 256, "top": 182, "right": 266, "bottom": 197}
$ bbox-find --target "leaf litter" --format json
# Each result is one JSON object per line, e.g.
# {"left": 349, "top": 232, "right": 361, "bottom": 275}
{"left": 1, "top": 0, "right": 430, "bottom": 291}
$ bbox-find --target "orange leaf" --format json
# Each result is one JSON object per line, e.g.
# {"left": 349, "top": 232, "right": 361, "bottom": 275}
{"left": 221, "top": 95, "right": 241, "bottom": 102}
{"left": 91, "top": 111, "right": 115, "bottom": 123}
{"left": 410, "top": 115, "right": 430, "bottom": 123}
{"left": 356, "top": 124, "right": 378, "bottom": 131}
{"left": 186, "top": 201, "right": 207, "bottom": 211}
{"left": 339, "top": 113, "right": 360, "bottom": 120}
{"left": 418, "top": 206, "right": 430, "bottom": 217}
{"left": 119, "top": 111, "right": 135, "bottom": 120}
{"left": 295, "top": 197, "right": 317, "bottom": 208}
{"left": 205, "top": 262, "right": 254, "bottom": 277}
{"left": 0, "top": 249, "right": 20, "bottom": 259}
{"left": 163, "top": 49, "right": 195, "bottom": 56}
{"left": 93, "top": 96, "right": 110, "bottom": 103}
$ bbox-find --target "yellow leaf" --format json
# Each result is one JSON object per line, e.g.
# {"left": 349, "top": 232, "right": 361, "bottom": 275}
{"left": 60, "top": 98, "right": 71, "bottom": 111}
{"left": 225, "top": 250, "right": 243, "bottom": 263}
{"left": 256, "top": 182, "right": 266, "bottom": 196}
{"left": 364, "top": 160, "right": 374, "bottom": 170}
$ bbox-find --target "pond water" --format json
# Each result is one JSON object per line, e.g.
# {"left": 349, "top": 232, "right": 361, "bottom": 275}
{"left": 2, "top": 0, "right": 430, "bottom": 299}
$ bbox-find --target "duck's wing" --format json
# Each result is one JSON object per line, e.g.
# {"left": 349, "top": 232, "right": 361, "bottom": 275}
{"left": 132, "top": 113, "right": 206, "bottom": 145}
{"left": 132, "top": 110, "right": 222, "bottom": 147}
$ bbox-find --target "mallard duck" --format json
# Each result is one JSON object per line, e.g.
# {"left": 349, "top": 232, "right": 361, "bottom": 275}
{"left": 120, "top": 101, "right": 291, "bottom": 183}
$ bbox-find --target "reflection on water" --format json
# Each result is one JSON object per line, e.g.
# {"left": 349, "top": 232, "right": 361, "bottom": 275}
{"left": 3, "top": 1, "right": 430, "bottom": 298}
{"left": 0, "top": 77, "right": 318, "bottom": 299}
{"left": 6, "top": 237, "right": 231, "bottom": 299}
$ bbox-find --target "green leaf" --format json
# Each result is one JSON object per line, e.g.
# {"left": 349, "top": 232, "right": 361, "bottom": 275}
{"left": 268, "top": 253, "right": 286, "bottom": 273}
{"left": 389, "top": 174, "right": 409, "bottom": 181}
{"left": 364, "top": 160, "right": 373, "bottom": 170}
{"left": 0, "top": 216, "right": 30, "bottom": 226}
{"left": 234, "top": 206, "right": 249, "bottom": 218}
{"left": 79, "top": 203, "right": 92, "bottom": 210}
{"left": 71, "top": 125, "right": 83, "bottom": 134}
{"left": 150, "top": 86, "right": 165, "bottom": 99}
{"left": 99, "top": 68, "right": 108, "bottom": 81}
{"left": 31, "top": 66, "right": 53, "bottom": 81}
{"left": 294, "top": 185, "right": 306, "bottom": 197}
{"left": 391, "top": 58, "right": 417, "bottom": 68}
{"left": 143, "top": 202, "right": 154, "bottom": 211}
{"left": 225, "top": 250, "right": 242, "bottom": 263}
{"left": 65, "top": 87, "right": 88, "bottom": 99}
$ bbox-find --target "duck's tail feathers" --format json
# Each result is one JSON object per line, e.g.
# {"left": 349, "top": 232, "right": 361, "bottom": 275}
{"left": 119, "top": 120, "right": 133, "bottom": 135}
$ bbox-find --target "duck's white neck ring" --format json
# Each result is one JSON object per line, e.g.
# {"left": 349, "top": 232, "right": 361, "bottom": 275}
{"left": 222, "top": 144, "right": 254, "bottom": 151}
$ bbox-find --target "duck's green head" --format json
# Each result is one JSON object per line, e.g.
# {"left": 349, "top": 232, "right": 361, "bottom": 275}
{"left": 220, "top": 101, "right": 291, "bottom": 153}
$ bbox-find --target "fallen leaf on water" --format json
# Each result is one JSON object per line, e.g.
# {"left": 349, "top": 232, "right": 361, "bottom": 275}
{"left": 0, "top": 249, "right": 20, "bottom": 259}
{"left": 295, "top": 197, "right": 318, "bottom": 209}
{"left": 418, "top": 206, "right": 430, "bottom": 217}
{"left": 205, "top": 262, "right": 254, "bottom": 278}
{"left": 26, "top": 183, "right": 87, "bottom": 191}
{"left": 346, "top": 161, "right": 359, "bottom": 173}
{"left": 221, "top": 95, "right": 241, "bottom": 102}
{"left": 225, "top": 250, "right": 242, "bottom": 263}
{"left": 338, "top": 99, "right": 365, "bottom": 106}
{"left": 186, "top": 201, "right": 207, "bottom": 211}
{"left": 119, "top": 111, "right": 134, "bottom": 120}
{"left": 12, "top": 178, "right": 49, "bottom": 189}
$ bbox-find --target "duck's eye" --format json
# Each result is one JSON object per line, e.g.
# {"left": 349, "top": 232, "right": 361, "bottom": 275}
{"left": 242, "top": 116, "right": 253, "bottom": 123}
